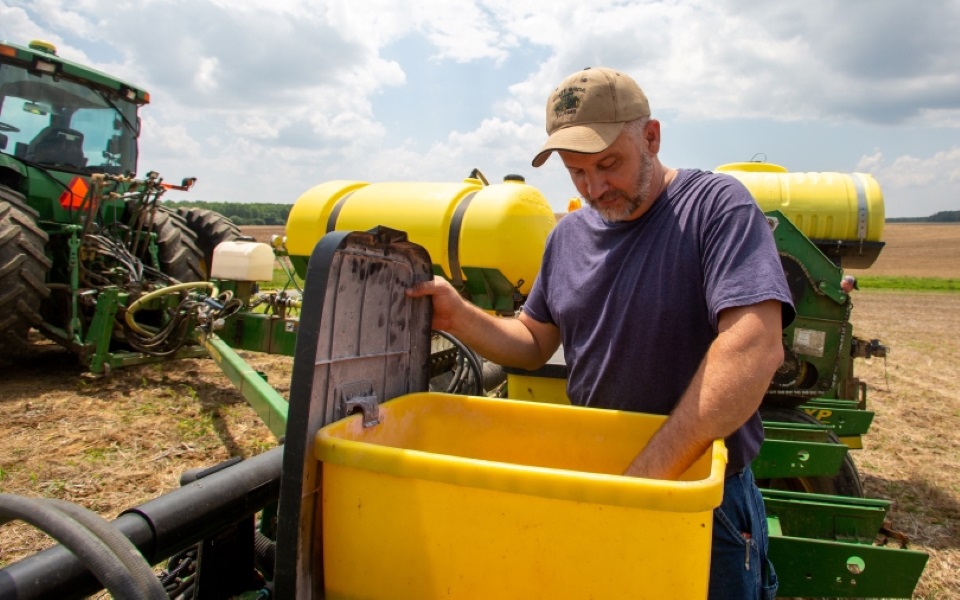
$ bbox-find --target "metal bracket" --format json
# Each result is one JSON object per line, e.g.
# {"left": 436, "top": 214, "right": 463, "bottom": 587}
{"left": 336, "top": 381, "right": 380, "bottom": 427}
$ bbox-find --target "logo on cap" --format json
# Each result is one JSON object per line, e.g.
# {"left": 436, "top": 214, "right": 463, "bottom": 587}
{"left": 553, "top": 87, "right": 584, "bottom": 118}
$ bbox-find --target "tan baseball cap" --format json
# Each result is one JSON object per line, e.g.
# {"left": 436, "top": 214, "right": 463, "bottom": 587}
{"left": 532, "top": 67, "right": 650, "bottom": 167}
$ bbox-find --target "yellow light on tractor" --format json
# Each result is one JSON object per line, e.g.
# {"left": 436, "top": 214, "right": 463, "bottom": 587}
{"left": 28, "top": 40, "right": 58, "bottom": 54}
{"left": 0, "top": 44, "right": 16, "bottom": 58}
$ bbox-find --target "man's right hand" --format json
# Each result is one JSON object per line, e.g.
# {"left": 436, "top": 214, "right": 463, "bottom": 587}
{"left": 405, "top": 276, "right": 561, "bottom": 372}
{"left": 405, "top": 277, "right": 466, "bottom": 333}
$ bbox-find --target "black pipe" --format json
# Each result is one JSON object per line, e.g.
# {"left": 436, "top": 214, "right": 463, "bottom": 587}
{"left": 0, "top": 495, "right": 148, "bottom": 600}
{"left": 0, "top": 446, "right": 283, "bottom": 600}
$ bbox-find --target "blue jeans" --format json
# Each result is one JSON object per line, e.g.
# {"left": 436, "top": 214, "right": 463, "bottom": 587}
{"left": 709, "top": 466, "right": 778, "bottom": 600}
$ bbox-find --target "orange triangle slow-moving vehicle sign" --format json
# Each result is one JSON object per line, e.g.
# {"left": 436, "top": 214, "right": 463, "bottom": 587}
{"left": 59, "top": 177, "right": 90, "bottom": 210}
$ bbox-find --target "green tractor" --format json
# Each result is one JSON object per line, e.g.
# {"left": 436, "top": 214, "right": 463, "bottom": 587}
{"left": 0, "top": 39, "right": 240, "bottom": 365}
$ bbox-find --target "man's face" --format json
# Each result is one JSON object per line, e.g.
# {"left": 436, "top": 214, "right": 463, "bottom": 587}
{"left": 558, "top": 123, "right": 657, "bottom": 222}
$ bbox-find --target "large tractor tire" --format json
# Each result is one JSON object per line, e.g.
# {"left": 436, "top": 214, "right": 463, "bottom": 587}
{"left": 757, "top": 406, "right": 864, "bottom": 497}
{"left": 0, "top": 186, "right": 51, "bottom": 355}
{"left": 147, "top": 207, "right": 205, "bottom": 283}
{"left": 174, "top": 207, "right": 242, "bottom": 278}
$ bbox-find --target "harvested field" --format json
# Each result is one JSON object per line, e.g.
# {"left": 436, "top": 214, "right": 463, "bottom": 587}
{"left": 847, "top": 223, "right": 960, "bottom": 279}
{"left": 239, "top": 224, "right": 285, "bottom": 245}
{"left": 0, "top": 223, "right": 958, "bottom": 598}
{"left": 851, "top": 291, "right": 960, "bottom": 598}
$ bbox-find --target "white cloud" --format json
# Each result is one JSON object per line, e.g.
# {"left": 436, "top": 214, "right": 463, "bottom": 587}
{"left": 1, "top": 0, "right": 958, "bottom": 216}
{"left": 409, "top": 0, "right": 513, "bottom": 64}
{"left": 192, "top": 56, "right": 220, "bottom": 94}
{"left": 140, "top": 116, "right": 203, "bottom": 160}
{"left": 856, "top": 148, "right": 960, "bottom": 217}
{"left": 228, "top": 115, "right": 279, "bottom": 140}
{"left": 858, "top": 148, "right": 960, "bottom": 188}
{"left": 918, "top": 107, "right": 960, "bottom": 128}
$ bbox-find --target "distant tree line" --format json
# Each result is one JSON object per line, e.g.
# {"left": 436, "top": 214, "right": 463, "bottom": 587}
{"left": 888, "top": 210, "right": 960, "bottom": 223}
{"left": 164, "top": 200, "right": 294, "bottom": 226}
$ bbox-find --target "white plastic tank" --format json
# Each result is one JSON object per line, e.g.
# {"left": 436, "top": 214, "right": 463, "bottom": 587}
{"left": 210, "top": 241, "right": 275, "bottom": 282}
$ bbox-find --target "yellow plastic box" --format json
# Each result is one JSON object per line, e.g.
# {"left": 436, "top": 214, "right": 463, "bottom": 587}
{"left": 316, "top": 392, "right": 727, "bottom": 599}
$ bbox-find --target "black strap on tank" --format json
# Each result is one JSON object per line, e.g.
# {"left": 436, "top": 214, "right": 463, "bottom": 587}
{"left": 448, "top": 191, "right": 478, "bottom": 288}
{"left": 325, "top": 190, "right": 358, "bottom": 233}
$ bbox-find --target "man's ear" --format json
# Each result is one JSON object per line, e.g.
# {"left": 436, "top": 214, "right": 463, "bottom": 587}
{"left": 645, "top": 119, "right": 662, "bottom": 153}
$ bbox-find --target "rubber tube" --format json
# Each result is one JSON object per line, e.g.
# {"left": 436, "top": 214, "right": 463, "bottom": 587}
{"left": 125, "top": 281, "right": 216, "bottom": 336}
{"left": 45, "top": 499, "right": 167, "bottom": 600}
{"left": 0, "top": 494, "right": 145, "bottom": 600}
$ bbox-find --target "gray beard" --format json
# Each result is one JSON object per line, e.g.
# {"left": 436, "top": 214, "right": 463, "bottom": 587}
{"left": 585, "top": 151, "right": 656, "bottom": 222}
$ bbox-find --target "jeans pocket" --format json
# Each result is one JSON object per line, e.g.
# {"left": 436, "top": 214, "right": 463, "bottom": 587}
{"left": 711, "top": 502, "right": 762, "bottom": 599}
{"left": 709, "top": 469, "right": 777, "bottom": 600}
{"left": 762, "top": 557, "right": 779, "bottom": 600}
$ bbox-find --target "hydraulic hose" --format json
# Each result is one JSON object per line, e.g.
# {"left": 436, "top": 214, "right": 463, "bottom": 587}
{"left": 433, "top": 330, "right": 484, "bottom": 395}
{"left": 0, "top": 494, "right": 165, "bottom": 600}
{"left": 45, "top": 499, "right": 167, "bottom": 600}
{"left": 254, "top": 531, "right": 277, "bottom": 579}
{"left": 124, "top": 280, "right": 216, "bottom": 336}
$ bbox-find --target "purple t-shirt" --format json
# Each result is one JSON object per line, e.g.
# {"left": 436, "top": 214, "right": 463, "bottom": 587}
{"left": 522, "top": 169, "right": 795, "bottom": 473}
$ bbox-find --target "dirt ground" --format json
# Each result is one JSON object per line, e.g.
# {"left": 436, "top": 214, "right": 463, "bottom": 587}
{"left": 0, "top": 223, "right": 958, "bottom": 597}
{"left": 846, "top": 223, "right": 960, "bottom": 279}
{"left": 850, "top": 291, "right": 960, "bottom": 598}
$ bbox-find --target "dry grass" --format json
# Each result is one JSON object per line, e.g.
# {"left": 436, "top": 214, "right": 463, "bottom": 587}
{"left": 848, "top": 291, "right": 960, "bottom": 598}
{"left": 0, "top": 344, "right": 286, "bottom": 570}
{"left": 0, "top": 224, "right": 958, "bottom": 598}
{"left": 846, "top": 223, "right": 960, "bottom": 279}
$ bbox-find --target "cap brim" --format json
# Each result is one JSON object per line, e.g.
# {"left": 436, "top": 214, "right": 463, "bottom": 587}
{"left": 531, "top": 121, "right": 627, "bottom": 167}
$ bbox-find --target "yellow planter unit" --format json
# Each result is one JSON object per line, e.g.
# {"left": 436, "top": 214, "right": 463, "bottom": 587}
{"left": 316, "top": 392, "right": 726, "bottom": 600}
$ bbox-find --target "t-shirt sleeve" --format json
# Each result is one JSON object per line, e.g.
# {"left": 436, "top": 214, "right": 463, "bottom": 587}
{"left": 701, "top": 181, "right": 796, "bottom": 331}
{"left": 519, "top": 239, "right": 555, "bottom": 326}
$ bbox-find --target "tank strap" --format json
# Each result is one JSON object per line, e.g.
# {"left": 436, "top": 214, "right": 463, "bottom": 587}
{"left": 448, "top": 191, "right": 478, "bottom": 288}
{"left": 852, "top": 174, "right": 868, "bottom": 241}
{"left": 325, "top": 190, "right": 358, "bottom": 233}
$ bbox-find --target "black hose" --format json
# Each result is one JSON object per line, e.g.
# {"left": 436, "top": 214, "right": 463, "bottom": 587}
{"left": 160, "top": 548, "right": 195, "bottom": 586}
{"left": 0, "top": 494, "right": 160, "bottom": 600}
{"left": 433, "top": 331, "right": 484, "bottom": 395}
{"left": 122, "top": 297, "right": 199, "bottom": 356}
{"left": 254, "top": 532, "right": 277, "bottom": 579}
{"left": 45, "top": 499, "right": 167, "bottom": 600}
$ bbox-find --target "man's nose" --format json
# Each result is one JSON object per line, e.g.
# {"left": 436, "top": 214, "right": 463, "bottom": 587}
{"left": 584, "top": 170, "right": 610, "bottom": 199}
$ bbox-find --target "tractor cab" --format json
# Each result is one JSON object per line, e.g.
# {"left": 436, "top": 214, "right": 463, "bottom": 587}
{"left": 0, "top": 39, "right": 148, "bottom": 219}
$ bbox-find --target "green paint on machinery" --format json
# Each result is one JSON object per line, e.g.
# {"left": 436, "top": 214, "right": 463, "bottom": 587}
{"left": 0, "top": 39, "right": 926, "bottom": 599}
{"left": 0, "top": 39, "right": 242, "bottom": 369}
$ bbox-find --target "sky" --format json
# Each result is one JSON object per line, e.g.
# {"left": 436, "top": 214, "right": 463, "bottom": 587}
{"left": 2, "top": 0, "right": 958, "bottom": 218}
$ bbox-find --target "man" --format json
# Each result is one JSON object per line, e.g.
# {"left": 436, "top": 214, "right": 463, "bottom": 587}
{"left": 407, "top": 67, "right": 794, "bottom": 599}
{"left": 841, "top": 274, "right": 859, "bottom": 294}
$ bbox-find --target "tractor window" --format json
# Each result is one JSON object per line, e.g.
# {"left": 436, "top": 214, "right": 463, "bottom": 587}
{"left": 0, "top": 97, "right": 51, "bottom": 149}
{"left": 0, "top": 63, "right": 140, "bottom": 174}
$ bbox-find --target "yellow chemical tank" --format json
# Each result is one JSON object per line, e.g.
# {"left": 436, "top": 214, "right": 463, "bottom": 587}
{"left": 716, "top": 163, "right": 885, "bottom": 268}
{"left": 285, "top": 175, "right": 557, "bottom": 309}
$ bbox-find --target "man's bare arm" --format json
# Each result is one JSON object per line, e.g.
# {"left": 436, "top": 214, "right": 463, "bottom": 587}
{"left": 623, "top": 299, "right": 785, "bottom": 480}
